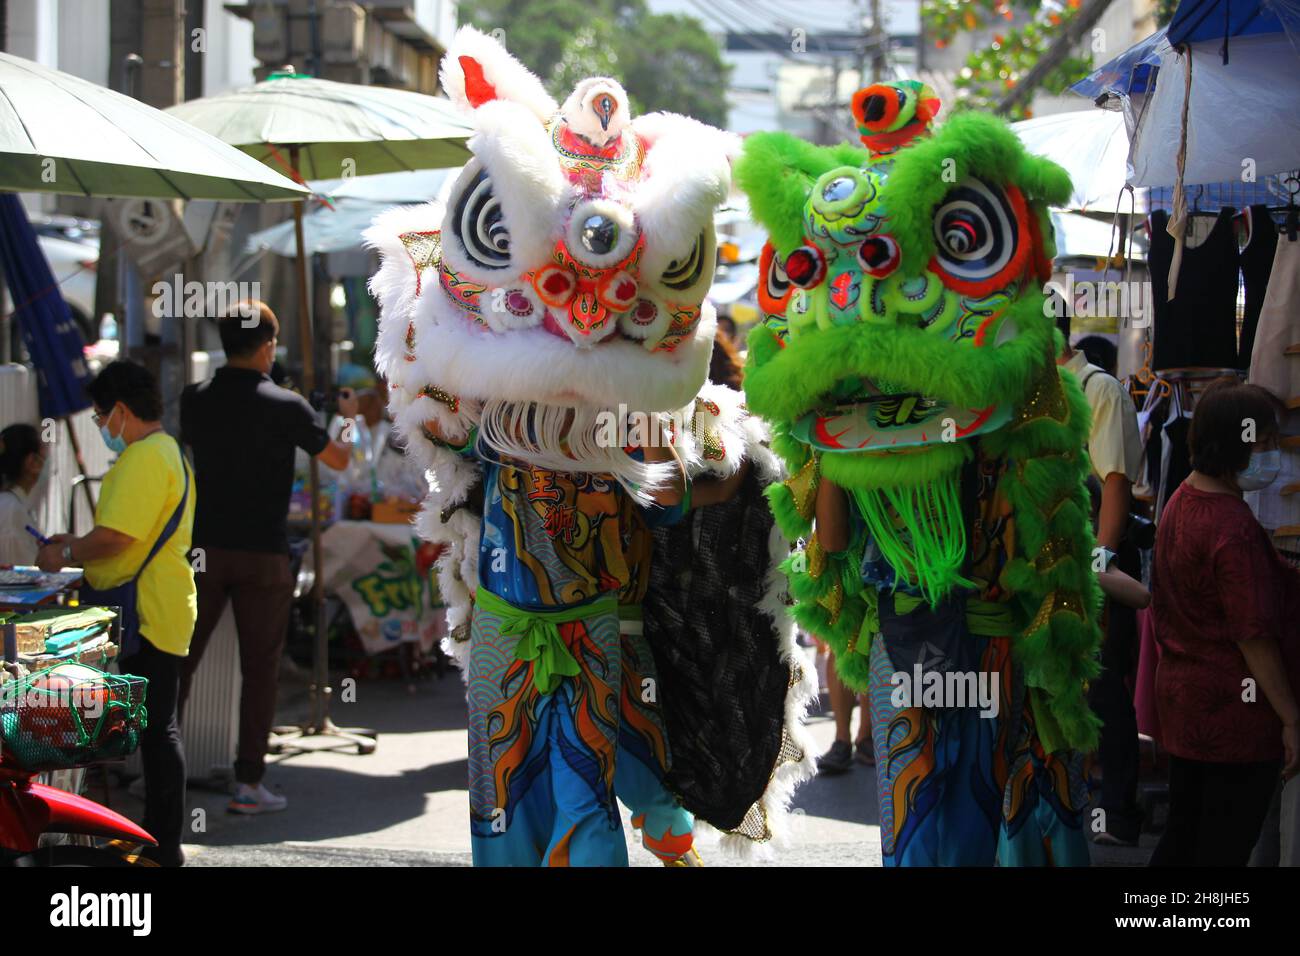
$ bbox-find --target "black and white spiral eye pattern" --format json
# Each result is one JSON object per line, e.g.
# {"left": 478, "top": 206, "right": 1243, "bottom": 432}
{"left": 766, "top": 250, "right": 791, "bottom": 299}
{"left": 452, "top": 168, "right": 511, "bottom": 269}
{"left": 932, "top": 178, "right": 1016, "bottom": 283}
{"left": 662, "top": 232, "right": 706, "bottom": 291}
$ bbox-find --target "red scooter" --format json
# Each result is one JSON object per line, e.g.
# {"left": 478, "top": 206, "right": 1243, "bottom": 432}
{"left": 0, "top": 755, "right": 157, "bottom": 866}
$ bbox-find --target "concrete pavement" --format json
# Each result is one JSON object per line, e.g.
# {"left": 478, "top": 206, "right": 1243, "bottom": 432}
{"left": 107, "top": 667, "right": 1154, "bottom": 866}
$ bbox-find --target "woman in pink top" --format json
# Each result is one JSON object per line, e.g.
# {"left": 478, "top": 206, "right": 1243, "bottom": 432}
{"left": 1149, "top": 382, "right": 1300, "bottom": 866}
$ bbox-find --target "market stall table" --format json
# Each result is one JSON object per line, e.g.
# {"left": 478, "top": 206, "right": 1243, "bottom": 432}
{"left": 299, "top": 520, "right": 446, "bottom": 658}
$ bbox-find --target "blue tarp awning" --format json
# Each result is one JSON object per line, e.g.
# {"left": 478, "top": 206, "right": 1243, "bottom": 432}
{"left": 1167, "top": 0, "right": 1297, "bottom": 45}
{"left": 1070, "top": 28, "right": 1166, "bottom": 99}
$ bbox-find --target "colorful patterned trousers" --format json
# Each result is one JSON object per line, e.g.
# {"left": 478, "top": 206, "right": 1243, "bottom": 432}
{"left": 467, "top": 596, "right": 626, "bottom": 866}
{"left": 868, "top": 633, "right": 1090, "bottom": 866}
{"left": 616, "top": 618, "right": 695, "bottom": 862}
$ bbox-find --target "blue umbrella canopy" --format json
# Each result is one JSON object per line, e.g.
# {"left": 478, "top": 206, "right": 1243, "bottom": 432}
{"left": 0, "top": 194, "right": 92, "bottom": 418}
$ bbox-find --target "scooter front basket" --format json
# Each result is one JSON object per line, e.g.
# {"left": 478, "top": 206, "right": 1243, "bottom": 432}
{"left": 0, "top": 665, "right": 148, "bottom": 772}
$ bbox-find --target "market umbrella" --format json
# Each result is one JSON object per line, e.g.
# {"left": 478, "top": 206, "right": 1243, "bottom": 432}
{"left": 244, "top": 168, "right": 459, "bottom": 258}
{"left": 245, "top": 199, "right": 401, "bottom": 258}
{"left": 0, "top": 52, "right": 308, "bottom": 519}
{"left": 1012, "top": 109, "right": 1136, "bottom": 213}
{"left": 0, "top": 194, "right": 93, "bottom": 417}
{"left": 165, "top": 71, "right": 472, "bottom": 754}
{"left": 165, "top": 72, "right": 473, "bottom": 181}
{"left": 0, "top": 53, "right": 308, "bottom": 200}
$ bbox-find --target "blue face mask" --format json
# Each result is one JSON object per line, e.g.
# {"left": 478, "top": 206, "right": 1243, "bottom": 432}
{"left": 100, "top": 407, "right": 128, "bottom": 455}
{"left": 1237, "top": 448, "right": 1281, "bottom": 492}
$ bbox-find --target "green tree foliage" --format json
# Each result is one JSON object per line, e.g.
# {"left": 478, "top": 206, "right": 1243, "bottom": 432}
{"left": 923, "top": 0, "right": 1094, "bottom": 118}
{"left": 460, "top": 1, "right": 732, "bottom": 127}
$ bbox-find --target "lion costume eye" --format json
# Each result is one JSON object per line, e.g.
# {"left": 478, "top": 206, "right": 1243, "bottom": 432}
{"left": 662, "top": 232, "right": 706, "bottom": 291}
{"left": 931, "top": 178, "right": 1021, "bottom": 290}
{"left": 452, "top": 168, "right": 511, "bottom": 270}
{"left": 755, "top": 241, "right": 793, "bottom": 315}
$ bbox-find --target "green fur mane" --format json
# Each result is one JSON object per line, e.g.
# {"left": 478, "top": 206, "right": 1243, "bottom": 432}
{"left": 738, "top": 112, "right": 1102, "bottom": 752}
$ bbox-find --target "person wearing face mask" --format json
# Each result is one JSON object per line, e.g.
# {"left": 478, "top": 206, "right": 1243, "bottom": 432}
{"left": 1149, "top": 382, "right": 1300, "bottom": 866}
{"left": 35, "top": 359, "right": 196, "bottom": 867}
{"left": 0, "top": 424, "right": 51, "bottom": 566}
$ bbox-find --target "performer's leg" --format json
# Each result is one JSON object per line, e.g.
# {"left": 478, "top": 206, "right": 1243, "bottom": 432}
{"left": 542, "top": 613, "right": 627, "bottom": 867}
{"left": 467, "top": 602, "right": 552, "bottom": 866}
{"left": 868, "top": 635, "right": 1002, "bottom": 866}
{"left": 997, "top": 654, "right": 1091, "bottom": 867}
{"left": 616, "top": 630, "right": 694, "bottom": 863}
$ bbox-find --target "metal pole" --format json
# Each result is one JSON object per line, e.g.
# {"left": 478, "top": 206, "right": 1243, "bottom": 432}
{"left": 267, "top": 149, "right": 373, "bottom": 755}
{"left": 64, "top": 417, "right": 96, "bottom": 522}
{"left": 290, "top": 144, "right": 330, "bottom": 730}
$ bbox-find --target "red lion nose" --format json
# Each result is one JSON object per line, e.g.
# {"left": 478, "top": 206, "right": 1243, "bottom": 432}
{"left": 531, "top": 262, "right": 638, "bottom": 340}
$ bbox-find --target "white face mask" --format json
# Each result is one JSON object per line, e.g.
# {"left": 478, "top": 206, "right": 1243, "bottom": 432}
{"left": 1237, "top": 449, "right": 1282, "bottom": 492}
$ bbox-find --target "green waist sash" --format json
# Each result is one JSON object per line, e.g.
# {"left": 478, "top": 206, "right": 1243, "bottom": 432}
{"left": 474, "top": 587, "right": 616, "bottom": 695}
{"left": 891, "top": 593, "right": 1019, "bottom": 637}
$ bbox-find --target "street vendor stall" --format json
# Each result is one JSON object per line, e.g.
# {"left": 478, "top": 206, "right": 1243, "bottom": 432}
{"left": 304, "top": 521, "right": 444, "bottom": 659}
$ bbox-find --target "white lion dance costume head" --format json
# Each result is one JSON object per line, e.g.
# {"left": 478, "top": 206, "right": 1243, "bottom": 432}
{"left": 368, "top": 27, "right": 814, "bottom": 866}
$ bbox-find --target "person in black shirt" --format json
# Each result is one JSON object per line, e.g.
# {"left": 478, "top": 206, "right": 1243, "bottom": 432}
{"left": 179, "top": 300, "right": 353, "bottom": 814}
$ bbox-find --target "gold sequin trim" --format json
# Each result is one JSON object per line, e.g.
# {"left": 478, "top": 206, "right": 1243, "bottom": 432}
{"left": 419, "top": 384, "right": 460, "bottom": 413}
{"left": 807, "top": 533, "right": 827, "bottom": 579}
{"left": 1036, "top": 534, "right": 1072, "bottom": 573}
{"left": 1014, "top": 365, "right": 1069, "bottom": 427}
{"left": 1026, "top": 589, "right": 1085, "bottom": 634}
{"left": 818, "top": 580, "right": 844, "bottom": 627}
{"left": 399, "top": 230, "right": 442, "bottom": 297}
{"left": 785, "top": 455, "right": 820, "bottom": 522}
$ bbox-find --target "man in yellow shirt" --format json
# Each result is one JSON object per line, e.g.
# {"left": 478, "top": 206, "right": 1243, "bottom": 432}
{"left": 37, "top": 360, "right": 196, "bottom": 866}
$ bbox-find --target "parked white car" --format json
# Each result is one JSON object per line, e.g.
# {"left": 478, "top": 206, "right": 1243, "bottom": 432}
{"left": 35, "top": 233, "right": 99, "bottom": 338}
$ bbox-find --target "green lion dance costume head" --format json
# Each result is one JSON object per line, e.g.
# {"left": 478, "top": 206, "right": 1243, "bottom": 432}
{"left": 736, "top": 83, "right": 1102, "bottom": 755}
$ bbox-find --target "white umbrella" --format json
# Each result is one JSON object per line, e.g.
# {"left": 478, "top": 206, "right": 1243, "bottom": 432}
{"left": 0, "top": 53, "right": 306, "bottom": 201}
{"left": 245, "top": 168, "right": 460, "bottom": 259}
{"left": 313, "top": 167, "right": 458, "bottom": 203}
{"left": 1012, "top": 109, "right": 1136, "bottom": 213}
{"left": 245, "top": 199, "right": 396, "bottom": 258}
{"left": 165, "top": 72, "right": 473, "bottom": 181}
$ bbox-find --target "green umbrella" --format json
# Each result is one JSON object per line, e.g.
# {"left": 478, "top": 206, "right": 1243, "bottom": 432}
{"left": 0, "top": 53, "right": 307, "bottom": 201}
{"left": 165, "top": 70, "right": 472, "bottom": 754}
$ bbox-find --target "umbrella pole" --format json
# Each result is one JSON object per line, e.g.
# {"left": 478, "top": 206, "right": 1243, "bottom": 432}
{"left": 63, "top": 417, "right": 96, "bottom": 522}
{"left": 269, "top": 145, "right": 375, "bottom": 758}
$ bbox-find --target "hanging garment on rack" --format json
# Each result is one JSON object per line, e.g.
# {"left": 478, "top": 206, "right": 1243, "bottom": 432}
{"left": 1248, "top": 237, "right": 1300, "bottom": 401}
{"left": 1156, "top": 384, "right": 1193, "bottom": 523}
{"left": 1138, "top": 379, "right": 1170, "bottom": 504}
{"left": 1238, "top": 205, "right": 1279, "bottom": 371}
{"left": 1148, "top": 208, "right": 1241, "bottom": 371}
{"left": 1140, "top": 384, "right": 1170, "bottom": 508}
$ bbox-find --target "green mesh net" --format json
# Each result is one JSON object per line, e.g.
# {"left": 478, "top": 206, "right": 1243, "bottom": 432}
{"left": 0, "top": 668, "right": 148, "bottom": 771}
